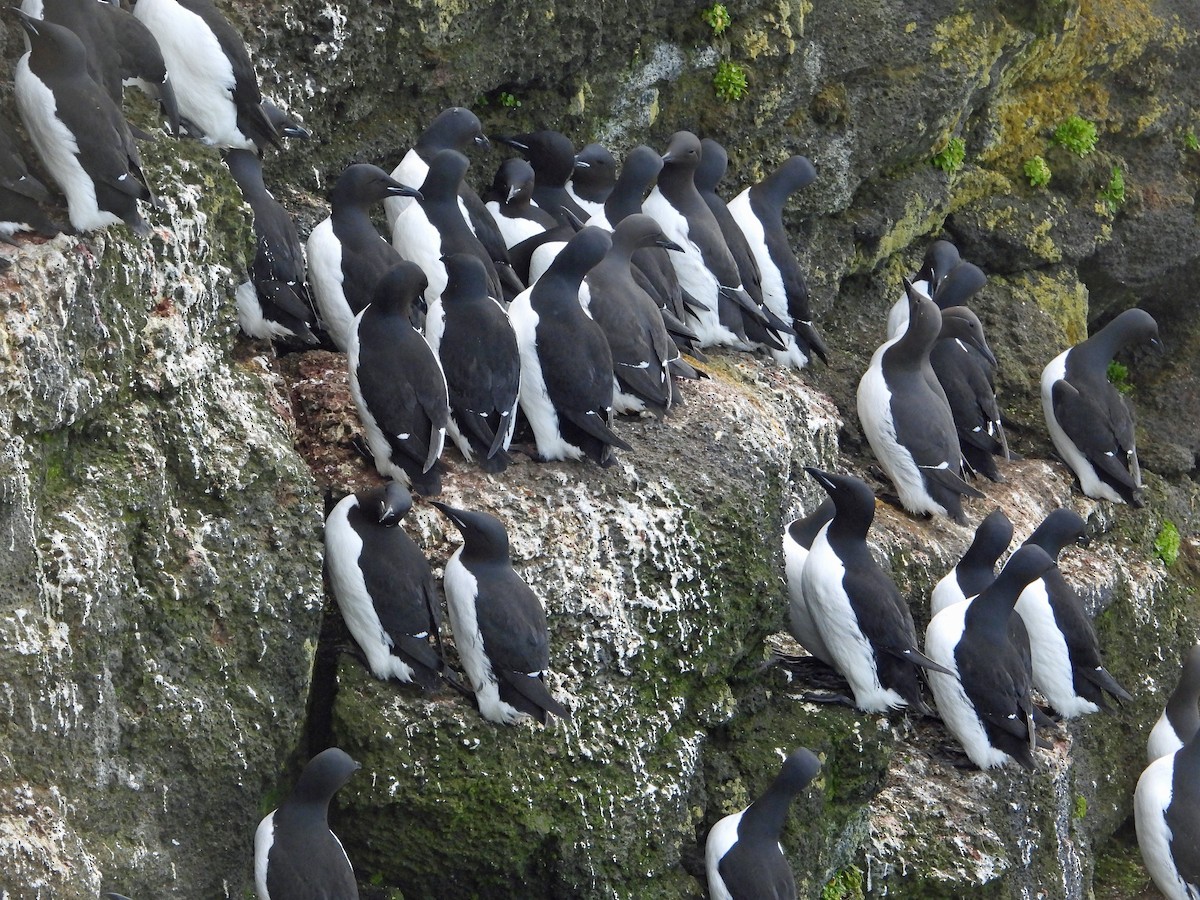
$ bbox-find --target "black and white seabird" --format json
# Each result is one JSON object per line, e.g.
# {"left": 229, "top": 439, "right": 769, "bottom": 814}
{"left": 494, "top": 130, "right": 590, "bottom": 227}
{"left": 223, "top": 148, "right": 317, "bottom": 345}
{"left": 0, "top": 118, "right": 61, "bottom": 243}
{"left": 783, "top": 497, "right": 837, "bottom": 666}
{"left": 431, "top": 501, "right": 571, "bottom": 725}
{"left": 306, "top": 164, "right": 421, "bottom": 352}
{"left": 705, "top": 748, "right": 821, "bottom": 900}
{"left": 930, "top": 508, "right": 1014, "bottom": 616}
{"left": 509, "top": 227, "right": 632, "bottom": 467}
{"left": 800, "top": 467, "right": 951, "bottom": 714}
{"left": 727, "top": 153, "right": 830, "bottom": 368}
{"left": 931, "top": 305, "right": 1009, "bottom": 482}
{"left": 483, "top": 157, "right": 557, "bottom": 249}
{"left": 1014, "top": 508, "right": 1133, "bottom": 717}
{"left": 885, "top": 239, "right": 966, "bottom": 339}
{"left": 391, "top": 149, "right": 505, "bottom": 306}
{"left": 23, "top": 0, "right": 181, "bottom": 136}
{"left": 1135, "top": 727, "right": 1200, "bottom": 900}
{"left": 857, "top": 280, "right": 983, "bottom": 524}
{"left": 924, "top": 544, "right": 1057, "bottom": 770}
{"left": 14, "top": 10, "right": 156, "bottom": 237}
{"left": 1041, "top": 307, "right": 1161, "bottom": 506}
{"left": 424, "top": 253, "right": 521, "bottom": 474}
{"left": 347, "top": 263, "right": 450, "bottom": 496}
{"left": 566, "top": 142, "right": 617, "bottom": 222}
{"left": 324, "top": 481, "right": 444, "bottom": 690}
{"left": 254, "top": 747, "right": 360, "bottom": 900}
{"left": 133, "top": 0, "right": 278, "bottom": 150}
{"left": 583, "top": 214, "right": 681, "bottom": 418}
{"left": 1149, "top": 645, "right": 1200, "bottom": 762}
{"left": 642, "top": 131, "right": 773, "bottom": 349}
{"left": 261, "top": 100, "right": 311, "bottom": 142}
{"left": 384, "top": 106, "right": 491, "bottom": 230}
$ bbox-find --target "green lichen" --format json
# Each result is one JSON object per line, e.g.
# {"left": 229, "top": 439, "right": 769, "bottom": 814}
{"left": 1099, "top": 165, "right": 1125, "bottom": 212}
{"left": 714, "top": 60, "right": 749, "bottom": 102}
{"left": 822, "top": 865, "right": 865, "bottom": 899}
{"left": 1155, "top": 521, "right": 1181, "bottom": 566}
{"left": 930, "top": 137, "right": 966, "bottom": 174}
{"left": 1184, "top": 129, "right": 1200, "bottom": 152}
{"left": 702, "top": 3, "right": 731, "bottom": 35}
{"left": 1053, "top": 115, "right": 1099, "bottom": 156}
{"left": 1107, "top": 360, "right": 1132, "bottom": 395}
{"left": 1023, "top": 155, "right": 1052, "bottom": 187}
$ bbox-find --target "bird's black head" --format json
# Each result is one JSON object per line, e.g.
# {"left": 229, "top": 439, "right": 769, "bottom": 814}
{"left": 431, "top": 501, "right": 511, "bottom": 559}
{"left": 1111, "top": 307, "right": 1161, "bottom": 353}
{"left": 370, "top": 262, "right": 428, "bottom": 317}
{"left": 1022, "top": 508, "right": 1087, "bottom": 559}
{"left": 573, "top": 143, "right": 617, "bottom": 183}
{"left": 773, "top": 747, "right": 822, "bottom": 796}
{"left": 660, "top": 131, "right": 702, "bottom": 169}
{"left": 694, "top": 138, "right": 729, "bottom": 192}
{"left": 332, "top": 163, "right": 421, "bottom": 206}
{"left": 290, "top": 747, "right": 361, "bottom": 806}
{"left": 939, "top": 306, "right": 997, "bottom": 368}
{"left": 962, "top": 508, "right": 1014, "bottom": 569}
{"left": 421, "top": 106, "right": 487, "bottom": 153}
{"left": 14, "top": 8, "right": 86, "bottom": 67}
{"left": 423, "top": 149, "right": 471, "bottom": 196}
{"left": 770, "top": 155, "right": 818, "bottom": 194}
{"left": 931, "top": 261, "right": 986, "bottom": 310}
{"left": 804, "top": 467, "right": 876, "bottom": 532}
{"left": 262, "top": 100, "right": 312, "bottom": 140}
{"left": 442, "top": 252, "right": 490, "bottom": 302}
{"left": 550, "top": 227, "right": 612, "bottom": 279}
{"left": 491, "top": 157, "right": 536, "bottom": 204}
{"left": 917, "top": 240, "right": 961, "bottom": 288}
{"left": 369, "top": 480, "right": 413, "bottom": 527}
{"left": 612, "top": 214, "right": 681, "bottom": 253}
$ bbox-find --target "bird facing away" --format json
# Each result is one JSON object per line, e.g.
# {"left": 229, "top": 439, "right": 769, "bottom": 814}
{"left": 254, "top": 747, "right": 361, "bottom": 900}
{"left": 1135, "top": 727, "right": 1200, "bottom": 900}
{"left": 1149, "top": 645, "right": 1200, "bottom": 763}
{"left": 705, "top": 748, "right": 822, "bottom": 900}
{"left": 432, "top": 502, "right": 571, "bottom": 725}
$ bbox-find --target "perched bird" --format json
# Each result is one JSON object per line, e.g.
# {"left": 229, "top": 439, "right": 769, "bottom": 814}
{"left": 483, "top": 157, "right": 557, "bottom": 250}
{"left": 254, "top": 747, "right": 360, "bottom": 900}
{"left": 1135, "top": 728, "right": 1200, "bottom": 900}
{"left": 1148, "top": 645, "right": 1200, "bottom": 762}
{"left": 392, "top": 149, "right": 505, "bottom": 306}
{"left": 424, "top": 254, "right": 521, "bottom": 474}
{"left": 930, "top": 508, "right": 1014, "bottom": 616}
{"left": 583, "top": 214, "right": 681, "bottom": 418}
{"left": 642, "top": 131, "right": 773, "bottom": 349}
{"left": 566, "top": 142, "right": 617, "bottom": 222}
{"left": 432, "top": 501, "right": 571, "bottom": 725}
{"left": 858, "top": 280, "right": 983, "bottom": 524}
{"left": 133, "top": 0, "right": 278, "bottom": 150}
{"left": 1041, "top": 308, "right": 1161, "bottom": 506}
{"left": 693, "top": 137, "right": 792, "bottom": 353}
{"left": 262, "top": 99, "right": 311, "bottom": 141}
{"left": 931, "top": 305, "right": 1009, "bottom": 482}
{"left": 494, "top": 130, "right": 589, "bottom": 226}
{"left": 0, "top": 119, "right": 61, "bottom": 243}
{"left": 924, "top": 544, "right": 1057, "bottom": 770}
{"left": 306, "top": 164, "right": 420, "bottom": 351}
{"left": 324, "top": 481, "right": 444, "bottom": 690}
{"left": 223, "top": 148, "right": 317, "bottom": 345}
{"left": 24, "top": 0, "right": 181, "bottom": 136}
{"left": 509, "top": 227, "right": 632, "bottom": 467}
{"left": 347, "top": 263, "right": 450, "bottom": 496}
{"left": 783, "top": 497, "right": 837, "bottom": 666}
{"left": 14, "top": 10, "right": 156, "bottom": 237}
{"left": 705, "top": 748, "right": 821, "bottom": 900}
{"left": 1015, "top": 508, "right": 1133, "bottom": 717}
{"left": 800, "top": 467, "right": 950, "bottom": 714}
{"left": 727, "top": 154, "right": 829, "bottom": 368}
{"left": 885, "top": 239, "right": 965, "bottom": 339}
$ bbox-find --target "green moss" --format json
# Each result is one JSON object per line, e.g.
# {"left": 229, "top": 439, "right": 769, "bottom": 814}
{"left": 822, "top": 865, "right": 865, "bottom": 899}
{"left": 930, "top": 137, "right": 967, "bottom": 174}
{"left": 714, "top": 60, "right": 749, "bottom": 102}
{"left": 1099, "top": 165, "right": 1125, "bottom": 212}
{"left": 1185, "top": 129, "right": 1200, "bottom": 152}
{"left": 1053, "top": 115, "right": 1100, "bottom": 156}
{"left": 1023, "top": 155, "right": 1052, "bottom": 187}
{"left": 1155, "top": 521, "right": 1181, "bottom": 566}
{"left": 1073, "top": 795, "right": 1087, "bottom": 819}
{"left": 1107, "top": 360, "right": 1132, "bottom": 395}
{"left": 702, "top": 3, "right": 731, "bottom": 35}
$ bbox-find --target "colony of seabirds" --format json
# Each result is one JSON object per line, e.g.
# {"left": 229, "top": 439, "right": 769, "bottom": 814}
{"left": 1, "top": 0, "right": 1197, "bottom": 897}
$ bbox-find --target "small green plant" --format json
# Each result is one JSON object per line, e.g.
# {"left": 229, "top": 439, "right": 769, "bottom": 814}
{"left": 1100, "top": 165, "right": 1125, "bottom": 212}
{"left": 1024, "top": 155, "right": 1052, "bottom": 187}
{"left": 498, "top": 91, "right": 522, "bottom": 109}
{"left": 1074, "top": 795, "right": 1088, "bottom": 819}
{"left": 1155, "top": 521, "right": 1181, "bottom": 566}
{"left": 1053, "top": 115, "right": 1099, "bottom": 156}
{"left": 702, "top": 3, "right": 732, "bottom": 35}
{"left": 930, "top": 137, "right": 966, "bottom": 174}
{"left": 1185, "top": 129, "right": 1199, "bottom": 152}
{"left": 713, "top": 60, "right": 748, "bottom": 102}
{"left": 1107, "top": 360, "right": 1132, "bottom": 395}
{"left": 822, "top": 865, "right": 865, "bottom": 900}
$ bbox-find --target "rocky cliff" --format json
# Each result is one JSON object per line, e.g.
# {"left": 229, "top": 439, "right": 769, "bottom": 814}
{"left": 1, "top": 0, "right": 1198, "bottom": 897}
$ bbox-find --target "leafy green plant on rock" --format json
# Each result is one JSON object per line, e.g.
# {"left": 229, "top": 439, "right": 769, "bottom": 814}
{"left": 702, "top": 3, "right": 731, "bottom": 35}
{"left": 1100, "top": 165, "right": 1125, "bottom": 213}
{"left": 930, "top": 137, "right": 966, "bottom": 174}
{"left": 1155, "top": 521, "right": 1181, "bottom": 567}
{"left": 1107, "top": 360, "right": 1132, "bottom": 395}
{"left": 1184, "top": 129, "right": 1199, "bottom": 152}
{"left": 714, "top": 60, "right": 748, "bottom": 102}
{"left": 822, "top": 865, "right": 865, "bottom": 899}
{"left": 1024, "top": 155, "right": 1052, "bottom": 187}
{"left": 1053, "top": 115, "right": 1099, "bottom": 156}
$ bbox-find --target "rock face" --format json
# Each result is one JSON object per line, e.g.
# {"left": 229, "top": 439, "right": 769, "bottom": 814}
{"left": 0, "top": 0, "right": 1198, "bottom": 898}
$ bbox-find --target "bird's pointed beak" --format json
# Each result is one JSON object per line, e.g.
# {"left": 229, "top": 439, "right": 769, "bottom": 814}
{"left": 474, "top": 134, "right": 491, "bottom": 150}
{"left": 13, "top": 7, "right": 39, "bottom": 35}
{"left": 429, "top": 500, "right": 466, "bottom": 529}
{"left": 386, "top": 179, "right": 422, "bottom": 199}
{"left": 506, "top": 183, "right": 522, "bottom": 203}
{"left": 574, "top": 158, "right": 591, "bottom": 169}
{"left": 657, "top": 237, "right": 684, "bottom": 252}
{"left": 804, "top": 466, "right": 836, "bottom": 492}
